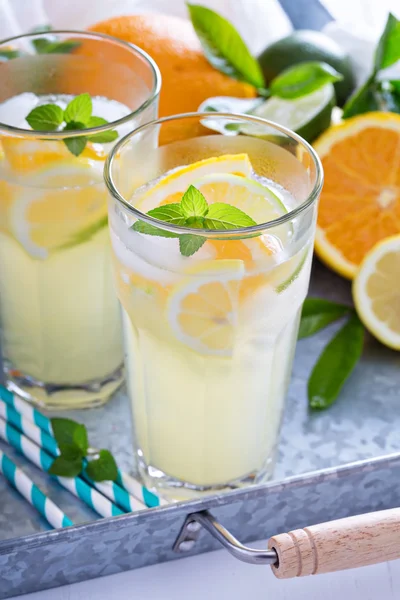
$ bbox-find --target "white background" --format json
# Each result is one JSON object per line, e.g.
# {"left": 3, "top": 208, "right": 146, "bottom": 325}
{"left": 2, "top": 0, "right": 400, "bottom": 598}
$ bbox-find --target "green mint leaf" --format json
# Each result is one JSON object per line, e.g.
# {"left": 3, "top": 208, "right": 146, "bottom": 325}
{"left": 147, "top": 204, "right": 187, "bottom": 225}
{"left": 48, "top": 455, "right": 82, "bottom": 478}
{"left": 308, "top": 314, "right": 364, "bottom": 411}
{"left": 51, "top": 418, "right": 83, "bottom": 448}
{"left": 40, "top": 41, "right": 81, "bottom": 54}
{"left": 64, "top": 93, "right": 92, "bottom": 125}
{"left": 181, "top": 185, "right": 208, "bottom": 218}
{"left": 389, "top": 80, "right": 400, "bottom": 94}
{"left": 298, "top": 298, "right": 351, "bottom": 339}
{"left": 204, "top": 202, "right": 256, "bottom": 229}
{"left": 31, "top": 38, "right": 54, "bottom": 53}
{"left": 26, "top": 104, "right": 64, "bottom": 131}
{"left": 58, "top": 443, "right": 84, "bottom": 461}
{"left": 132, "top": 221, "right": 180, "bottom": 238}
{"left": 87, "top": 116, "right": 118, "bottom": 143}
{"left": 0, "top": 49, "right": 21, "bottom": 60}
{"left": 374, "top": 13, "right": 400, "bottom": 72}
{"left": 342, "top": 76, "right": 379, "bottom": 119}
{"left": 187, "top": 3, "right": 265, "bottom": 88}
{"left": 63, "top": 136, "right": 87, "bottom": 157}
{"left": 72, "top": 425, "right": 88, "bottom": 456}
{"left": 85, "top": 450, "right": 118, "bottom": 482}
{"left": 270, "top": 61, "right": 342, "bottom": 100}
{"left": 179, "top": 234, "right": 206, "bottom": 256}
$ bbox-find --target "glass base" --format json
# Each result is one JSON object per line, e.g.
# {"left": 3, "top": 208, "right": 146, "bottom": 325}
{"left": 4, "top": 363, "right": 124, "bottom": 410}
{"left": 136, "top": 451, "right": 274, "bottom": 502}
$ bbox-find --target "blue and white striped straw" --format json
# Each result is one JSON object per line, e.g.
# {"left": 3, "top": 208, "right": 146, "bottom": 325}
{"left": 0, "top": 402, "right": 146, "bottom": 513}
{"left": 0, "top": 418, "right": 123, "bottom": 518}
{"left": 0, "top": 385, "right": 166, "bottom": 507}
{"left": 0, "top": 449, "right": 73, "bottom": 529}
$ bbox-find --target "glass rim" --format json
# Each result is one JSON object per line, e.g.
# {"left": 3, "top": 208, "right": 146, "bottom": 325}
{"left": 104, "top": 111, "right": 324, "bottom": 236}
{"left": 0, "top": 30, "right": 161, "bottom": 138}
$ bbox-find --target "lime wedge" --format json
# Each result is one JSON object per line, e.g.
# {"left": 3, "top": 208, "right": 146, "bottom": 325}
{"left": 244, "top": 84, "right": 335, "bottom": 142}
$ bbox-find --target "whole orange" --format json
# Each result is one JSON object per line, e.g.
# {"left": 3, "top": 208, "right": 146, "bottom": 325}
{"left": 88, "top": 14, "right": 257, "bottom": 143}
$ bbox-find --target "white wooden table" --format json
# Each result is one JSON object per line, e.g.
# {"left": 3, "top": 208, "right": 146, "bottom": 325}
{"left": 13, "top": 542, "right": 399, "bottom": 599}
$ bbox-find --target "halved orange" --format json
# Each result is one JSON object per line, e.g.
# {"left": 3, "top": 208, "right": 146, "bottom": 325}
{"left": 313, "top": 112, "right": 400, "bottom": 279}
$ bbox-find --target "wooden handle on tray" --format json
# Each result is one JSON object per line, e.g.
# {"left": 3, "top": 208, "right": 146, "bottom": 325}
{"left": 268, "top": 508, "right": 400, "bottom": 579}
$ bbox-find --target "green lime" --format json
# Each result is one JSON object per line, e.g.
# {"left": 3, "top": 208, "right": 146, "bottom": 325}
{"left": 258, "top": 30, "right": 355, "bottom": 106}
{"left": 241, "top": 83, "right": 335, "bottom": 143}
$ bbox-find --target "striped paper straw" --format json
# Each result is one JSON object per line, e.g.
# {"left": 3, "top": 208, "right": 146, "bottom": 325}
{"left": 0, "top": 449, "right": 73, "bottom": 529}
{"left": 0, "top": 402, "right": 146, "bottom": 513}
{"left": 0, "top": 418, "right": 123, "bottom": 518}
{"left": 0, "top": 385, "right": 165, "bottom": 507}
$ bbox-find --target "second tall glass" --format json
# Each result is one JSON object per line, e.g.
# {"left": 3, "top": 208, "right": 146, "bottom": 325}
{"left": 105, "top": 113, "right": 323, "bottom": 498}
{"left": 0, "top": 31, "right": 160, "bottom": 408}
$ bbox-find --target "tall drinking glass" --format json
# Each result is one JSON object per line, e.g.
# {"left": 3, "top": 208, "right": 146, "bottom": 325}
{"left": 105, "top": 113, "right": 322, "bottom": 497}
{"left": 0, "top": 31, "right": 161, "bottom": 409}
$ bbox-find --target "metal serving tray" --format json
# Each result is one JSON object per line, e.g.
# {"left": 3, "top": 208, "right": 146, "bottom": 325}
{"left": 1, "top": 260, "right": 400, "bottom": 599}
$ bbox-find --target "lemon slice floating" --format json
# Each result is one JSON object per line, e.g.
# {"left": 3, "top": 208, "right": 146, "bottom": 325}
{"left": 10, "top": 162, "right": 107, "bottom": 258}
{"left": 353, "top": 234, "right": 400, "bottom": 350}
{"left": 137, "top": 153, "right": 252, "bottom": 211}
{"left": 168, "top": 260, "right": 245, "bottom": 356}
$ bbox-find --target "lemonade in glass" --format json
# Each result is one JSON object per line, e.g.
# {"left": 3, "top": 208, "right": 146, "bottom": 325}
{"left": 0, "top": 31, "right": 160, "bottom": 408}
{"left": 105, "top": 113, "right": 322, "bottom": 497}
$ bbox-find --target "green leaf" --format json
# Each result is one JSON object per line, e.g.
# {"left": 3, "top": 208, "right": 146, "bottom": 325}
{"left": 48, "top": 455, "right": 82, "bottom": 477}
{"left": 374, "top": 13, "right": 400, "bottom": 72}
{"left": 270, "top": 61, "right": 342, "bottom": 100}
{"left": 342, "top": 76, "right": 379, "bottom": 119}
{"left": 187, "top": 3, "right": 265, "bottom": 88}
{"left": 147, "top": 204, "right": 187, "bottom": 225}
{"left": 204, "top": 202, "right": 256, "bottom": 229}
{"left": 298, "top": 298, "right": 351, "bottom": 339}
{"left": 48, "top": 458, "right": 80, "bottom": 478}
{"left": 39, "top": 41, "right": 81, "bottom": 54}
{"left": 26, "top": 104, "right": 64, "bottom": 131}
{"left": 308, "top": 314, "right": 364, "bottom": 411}
{"left": 85, "top": 450, "right": 118, "bottom": 482}
{"left": 51, "top": 418, "right": 82, "bottom": 447}
{"left": 179, "top": 234, "right": 206, "bottom": 256}
{"left": 88, "top": 124, "right": 118, "bottom": 144}
{"left": 58, "top": 443, "right": 83, "bottom": 461}
{"left": 64, "top": 93, "right": 92, "bottom": 124}
{"left": 73, "top": 425, "right": 88, "bottom": 456}
{"left": 63, "top": 136, "right": 87, "bottom": 157}
{"left": 132, "top": 221, "right": 180, "bottom": 238}
{"left": 181, "top": 185, "right": 208, "bottom": 218}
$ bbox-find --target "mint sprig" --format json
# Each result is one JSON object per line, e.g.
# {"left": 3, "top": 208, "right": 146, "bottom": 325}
{"left": 25, "top": 93, "right": 118, "bottom": 156}
{"left": 48, "top": 418, "right": 118, "bottom": 481}
{"left": 133, "top": 185, "right": 256, "bottom": 257}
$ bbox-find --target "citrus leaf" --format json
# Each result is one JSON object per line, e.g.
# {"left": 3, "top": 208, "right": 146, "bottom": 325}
{"left": 85, "top": 450, "right": 118, "bottom": 482}
{"left": 308, "top": 314, "right": 364, "bottom": 410}
{"left": 299, "top": 298, "right": 352, "bottom": 339}
{"left": 270, "top": 61, "right": 342, "bottom": 100}
{"left": 181, "top": 185, "right": 208, "bottom": 218}
{"left": 26, "top": 104, "right": 64, "bottom": 131}
{"left": 64, "top": 93, "right": 92, "bottom": 124}
{"left": 179, "top": 234, "right": 206, "bottom": 256}
{"left": 342, "top": 76, "right": 379, "bottom": 118}
{"left": 187, "top": 3, "right": 265, "bottom": 88}
{"left": 204, "top": 202, "right": 256, "bottom": 229}
{"left": 374, "top": 12, "right": 400, "bottom": 72}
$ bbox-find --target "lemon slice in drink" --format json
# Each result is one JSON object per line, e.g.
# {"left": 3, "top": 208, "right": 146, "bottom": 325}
{"left": 353, "top": 235, "right": 400, "bottom": 350}
{"left": 136, "top": 154, "right": 252, "bottom": 211}
{"left": 168, "top": 259, "right": 245, "bottom": 356}
{"left": 10, "top": 162, "right": 107, "bottom": 258}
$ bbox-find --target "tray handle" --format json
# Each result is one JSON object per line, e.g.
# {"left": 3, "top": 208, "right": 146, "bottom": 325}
{"left": 269, "top": 507, "right": 400, "bottom": 578}
{"left": 174, "top": 508, "right": 400, "bottom": 578}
